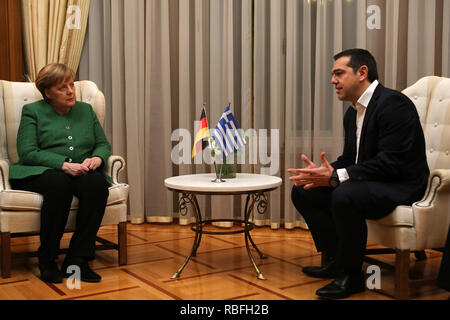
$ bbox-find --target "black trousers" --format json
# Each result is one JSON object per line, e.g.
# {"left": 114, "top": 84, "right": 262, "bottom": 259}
{"left": 291, "top": 182, "right": 397, "bottom": 274}
{"left": 11, "top": 169, "right": 109, "bottom": 265}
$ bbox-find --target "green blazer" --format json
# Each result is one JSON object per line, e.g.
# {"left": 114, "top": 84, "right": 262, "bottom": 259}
{"left": 9, "top": 100, "right": 112, "bottom": 185}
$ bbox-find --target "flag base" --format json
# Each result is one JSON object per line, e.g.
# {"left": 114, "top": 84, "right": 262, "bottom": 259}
{"left": 211, "top": 178, "right": 226, "bottom": 183}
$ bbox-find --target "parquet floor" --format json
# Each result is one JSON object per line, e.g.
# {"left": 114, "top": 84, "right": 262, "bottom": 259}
{"left": 0, "top": 222, "right": 448, "bottom": 300}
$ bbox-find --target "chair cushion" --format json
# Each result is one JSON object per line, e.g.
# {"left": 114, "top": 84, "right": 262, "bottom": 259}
{"left": 369, "top": 205, "right": 414, "bottom": 227}
{"left": 0, "top": 203, "right": 127, "bottom": 233}
{"left": 0, "top": 183, "right": 128, "bottom": 211}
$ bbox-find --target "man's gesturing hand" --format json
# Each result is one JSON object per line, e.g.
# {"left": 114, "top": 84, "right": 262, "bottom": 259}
{"left": 288, "top": 152, "right": 334, "bottom": 189}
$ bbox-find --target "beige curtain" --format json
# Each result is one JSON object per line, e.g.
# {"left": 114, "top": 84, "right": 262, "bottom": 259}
{"left": 22, "top": 0, "right": 90, "bottom": 81}
{"left": 371, "top": 0, "right": 450, "bottom": 89}
{"left": 78, "top": 0, "right": 112, "bottom": 139}
{"left": 80, "top": 0, "right": 252, "bottom": 224}
{"left": 252, "top": 0, "right": 352, "bottom": 229}
{"left": 79, "top": 0, "right": 450, "bottom": 227}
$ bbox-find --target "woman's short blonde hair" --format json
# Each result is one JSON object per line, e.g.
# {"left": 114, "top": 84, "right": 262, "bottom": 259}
{"left": 35, "top": 63, "right": 75, "bottom": 101}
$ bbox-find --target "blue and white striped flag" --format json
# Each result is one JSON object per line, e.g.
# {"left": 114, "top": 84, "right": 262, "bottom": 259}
{"left": 213, "top": 106, "right": 246, "bottom": 158}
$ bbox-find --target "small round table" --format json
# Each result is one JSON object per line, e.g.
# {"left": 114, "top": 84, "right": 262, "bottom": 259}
{"left": 164, "top": 173, "right": 282, "bottom": 280}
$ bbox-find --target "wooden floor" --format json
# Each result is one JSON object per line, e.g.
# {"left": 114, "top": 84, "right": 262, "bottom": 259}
{"left": 0, "top": 222, "right": 448, "bottom": 300}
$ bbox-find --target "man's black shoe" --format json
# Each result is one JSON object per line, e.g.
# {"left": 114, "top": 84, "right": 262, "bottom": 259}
{"left": 316, "top": 272, "right": 366, "bottom": 299}
{"left": 62, "top": 258, "right": 102, "bottom": 283}
{"left": 39, "top": 261, "right": 63, "bottom": 284}
{"left": 302, "top": 257, "right": 342, "bottom": 279}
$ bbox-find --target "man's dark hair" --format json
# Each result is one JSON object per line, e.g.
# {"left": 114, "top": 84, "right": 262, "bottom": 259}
{"left": 334, "top": 48, "right": 379, "bottom": 83}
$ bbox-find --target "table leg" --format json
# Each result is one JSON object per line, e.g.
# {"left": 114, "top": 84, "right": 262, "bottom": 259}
{"left": 171, "top": 193, "right": 202, "bottom": 279}
{"left": 244, "top": 193, "right": 267, "bottom": 280}
{"left": 192, "top": 195, "right": 203, "bottom": 256}
{"left": 245, "top": 194, "right": 267, "bottom": 259}
{"left": 247, "top": 232, "right": 268, "bottom": 259}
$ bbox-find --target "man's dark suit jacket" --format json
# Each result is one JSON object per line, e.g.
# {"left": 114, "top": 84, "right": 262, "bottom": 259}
{"left": 331, "top": 83, "right": 429, "bottom": 218}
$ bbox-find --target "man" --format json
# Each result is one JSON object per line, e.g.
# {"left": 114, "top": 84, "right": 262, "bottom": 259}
{"left": 289, "top": 49, "right": 429, "bottom": 299}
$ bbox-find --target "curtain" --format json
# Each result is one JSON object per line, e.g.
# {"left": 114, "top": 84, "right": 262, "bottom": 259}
{"left": 78, "top": 0, "right": 112, "bottom": 139}
{"left": 78, "top": 0, "right": 450, "bottom": 228}
{"left": 253, "top": 0, "right": 355, "bottom": 229}
{"left": 21, "top": 0, "right": 90, "bottom": 81}
{"left": 79, "top": 0, "right": 252, "bottom": 225}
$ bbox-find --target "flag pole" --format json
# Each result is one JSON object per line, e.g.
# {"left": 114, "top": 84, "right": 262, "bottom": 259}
{"left": 208, "top": 104, "right": 224, "bottom": 183}
{"left": 211, "top": 149, "right": 225, "bottom": 183}
{"left": 211, "top": 103, "right": 225, "bottom": 183}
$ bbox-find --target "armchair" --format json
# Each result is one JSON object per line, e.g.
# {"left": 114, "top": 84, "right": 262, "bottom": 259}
{"left": 0, "top": 80, "right": 129, "bottom": 278}
{"left": 364, "top": 76, "right": 450, "bottom": 299}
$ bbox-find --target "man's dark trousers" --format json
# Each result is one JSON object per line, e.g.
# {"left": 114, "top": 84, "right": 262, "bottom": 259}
{"left": 291, "top": 181, "right": 399, "bottom": 274}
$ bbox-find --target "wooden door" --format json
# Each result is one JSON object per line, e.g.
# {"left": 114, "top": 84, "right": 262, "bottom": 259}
{"left": 0, "top": 0, "right": 23, "bottom": 81}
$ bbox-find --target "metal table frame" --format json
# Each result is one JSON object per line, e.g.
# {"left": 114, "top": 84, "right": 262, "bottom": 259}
{"left": 168, "top": 187, "right": 277, "bottom": 280}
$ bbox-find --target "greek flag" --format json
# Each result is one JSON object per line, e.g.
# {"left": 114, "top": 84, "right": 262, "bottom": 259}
{"left": 213, "top": 106, "right": 246, "bottom": 158}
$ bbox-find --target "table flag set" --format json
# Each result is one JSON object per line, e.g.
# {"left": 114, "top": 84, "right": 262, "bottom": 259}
{"left": 191, "top": 104, "right": 246, "bottom": 182}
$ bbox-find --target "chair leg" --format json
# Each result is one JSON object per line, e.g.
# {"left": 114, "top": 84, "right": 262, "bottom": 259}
{"left": 394, "top": 249, "right": 410, "bottom": 299}
{"left": 1, "top": 232, "right": 11, "bottom": 278}
{"left": 414, "top": 250, "right": 427, "bottom": 261}
{"left": 118, "top": 222, "right": 127, "bottom": 265}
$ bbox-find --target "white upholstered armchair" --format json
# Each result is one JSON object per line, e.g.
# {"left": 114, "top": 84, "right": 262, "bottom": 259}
{"left": 0, "top": 80, "right": 129, "bottom": 278}
{"left": 364, "top": 76, "right": 450, "bottom": 299}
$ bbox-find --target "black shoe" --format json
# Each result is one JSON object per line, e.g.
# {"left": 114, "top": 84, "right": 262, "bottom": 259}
{"left": 39, "top": 261, "right": 63, "bottom": 284}
{"left": 302, "top": 257, "right": 342, "bottom": 279}
{"left": 316, "top": 273, "right": 366, "bottom": 299}
{"left": 62, "top": 258, "right": 102, "bottom": 283}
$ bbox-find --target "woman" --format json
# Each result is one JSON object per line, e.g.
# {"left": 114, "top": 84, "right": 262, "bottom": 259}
{"left": 9, "top": 63, "right": 111, "bottom": 284}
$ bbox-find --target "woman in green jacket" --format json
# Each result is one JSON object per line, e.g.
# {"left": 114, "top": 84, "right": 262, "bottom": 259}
{"left": 9, "top": 63, "right": 111, "bottom": 284}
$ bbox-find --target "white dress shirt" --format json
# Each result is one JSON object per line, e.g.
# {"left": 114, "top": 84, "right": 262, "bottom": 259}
{"left": 336, "top": 80, "right": 379, "bottom": 183}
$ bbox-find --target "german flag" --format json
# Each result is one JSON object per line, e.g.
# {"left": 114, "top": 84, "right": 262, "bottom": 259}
{"left": 192, "top": 107, "right": 210, "bottom": 158}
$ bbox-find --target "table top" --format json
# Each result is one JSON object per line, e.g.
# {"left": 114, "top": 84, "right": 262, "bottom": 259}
{"left": 164, "top": 173, "right": 282, "bottom": 194}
